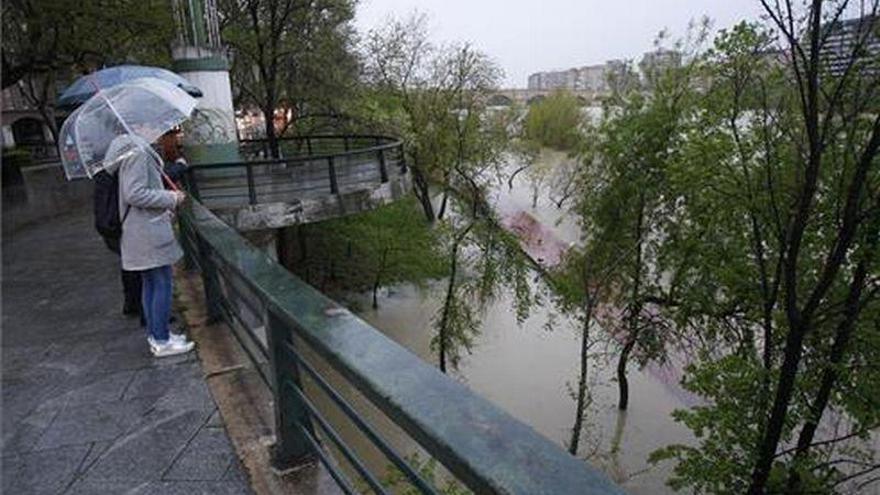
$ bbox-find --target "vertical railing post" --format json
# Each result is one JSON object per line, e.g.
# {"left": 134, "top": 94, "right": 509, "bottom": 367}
{"left": 196, "top": 235, "right": 223, "bottom": 323}
{"left": 185, "top": 168, "right": 201, "bottom": 201}
{"left": 398, "top": 144, "right": 408, "bottom": 174}
{"left": 378, "top": 149, "right": 388, "bottom": 183}
{"left": 306, "top": 136, "right": 313, "bottom": 155}
{"left": 328, "top": 156, "right": 338, "bottom": 194}
{"left": 246, "top": 164, "right": 257, "bottom": 205}
{"left": 179, "top": 211, "right": 197, "bottom": 271}
{"left": 343, "top": 136, "right": 350, "bottom": 151}
{"left": 266, "top": 307, "right": 316, "bottom": 469}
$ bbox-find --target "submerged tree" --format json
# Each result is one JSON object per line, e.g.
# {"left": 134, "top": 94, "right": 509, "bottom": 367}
{"left": 573, "top": 25, "right": 706, "bottom": 410}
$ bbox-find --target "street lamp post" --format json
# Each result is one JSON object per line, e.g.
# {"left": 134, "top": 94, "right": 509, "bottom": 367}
{"left": 171, "top": 0, "right": 239, "bottom": 164}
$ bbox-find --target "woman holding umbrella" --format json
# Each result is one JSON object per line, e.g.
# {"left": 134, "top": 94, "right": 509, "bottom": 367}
{"left": 107, "top": 133, "right": 193, "bottom": 357}
{"left": 59, "top": 78, "right": 198, "bottom": 357}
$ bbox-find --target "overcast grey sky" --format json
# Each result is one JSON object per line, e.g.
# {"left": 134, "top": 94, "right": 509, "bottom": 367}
{"left": 354, "top": 0, "right": 769, "bottom": 87}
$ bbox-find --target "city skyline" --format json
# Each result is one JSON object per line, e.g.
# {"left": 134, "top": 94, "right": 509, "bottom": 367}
{"left": 354, "top": 0, "right": 768, "bottom": 87}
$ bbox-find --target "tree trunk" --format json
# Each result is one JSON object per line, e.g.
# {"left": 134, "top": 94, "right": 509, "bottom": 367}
{"left": 748, "top": 4, "right": 827, "bottom": 491}
{"left": 748, "top": 316, "right": 810, "bottom": 495}
{"left": 408, "top": 152, "right": 435, "bottom": 222}
{"left": 437, "top": 227, "right": 469, "bottom": 373}
{"left": 263, "top": 105, "right": 280, "bottom": 158}
{"left": 617, "top": 336, "right": 636, "bottom": 410}
{"left": 618, "top": 193, "right": 645, "bottom": 411}
{"left": 437, "top": 191, "right": 449, "bottom": 220}
{"left": 372, "top": 279, "right": 380, "bottom": 310}
{"left": 785, "top": 262, "right": 868, "bottom": 494}
{"left": 568, "top": 300, "right": 593, "bottom": 455}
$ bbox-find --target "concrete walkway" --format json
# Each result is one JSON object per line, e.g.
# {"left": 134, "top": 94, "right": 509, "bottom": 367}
{"left": 2, "top": 211, "right": 252, "bottom": 494}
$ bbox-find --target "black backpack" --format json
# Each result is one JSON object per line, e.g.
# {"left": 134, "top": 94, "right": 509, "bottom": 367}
{"left": 93, "top": 170, "right": 130, "bottom": 241}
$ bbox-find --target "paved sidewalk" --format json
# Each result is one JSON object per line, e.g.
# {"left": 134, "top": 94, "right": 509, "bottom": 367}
{"left": 2, "top": 211, "right": 252, "bottom": 494}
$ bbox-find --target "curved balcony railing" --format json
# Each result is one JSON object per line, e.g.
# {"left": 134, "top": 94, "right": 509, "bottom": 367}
{"left": 184, "top": 135, "right": 409, "bottom": 230}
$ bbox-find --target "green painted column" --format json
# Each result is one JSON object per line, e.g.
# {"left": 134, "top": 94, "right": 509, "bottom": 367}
{"left": 171, "top": 0, "right": 239, "bottom": 164}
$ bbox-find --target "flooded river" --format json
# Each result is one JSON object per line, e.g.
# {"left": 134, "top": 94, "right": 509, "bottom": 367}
{"left": 338, "top": 150, "right": 695, "bottom": 493}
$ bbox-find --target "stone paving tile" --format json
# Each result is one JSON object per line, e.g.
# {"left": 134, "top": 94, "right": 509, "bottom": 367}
{"left": 34, "top": 396, "right": 158, "bottom": 450}
{"left": 164, "top": 426, "right": 238, "bottom": 481}
{"left": 1, "top": 444, "right": 90, "bottom": 495}
{"left": 123, "top": 361, "right": 206, "bottom": 401}
{"left": 36, "top": 370, "right": 137, "bottom": 410}
{"left": 206, "top": 407, "right": 223, "bottom": 427}
{"left": 3, "top": 213, "right": 252, "bottom": 494}
{"left": 80, "top": 408, "right": 209, "bottom": 482}
{"left": 67, "top": 479, "right": 250, "bottom": 495}
{"left": 1, "top": 401, "right": 61, "bottom": 454}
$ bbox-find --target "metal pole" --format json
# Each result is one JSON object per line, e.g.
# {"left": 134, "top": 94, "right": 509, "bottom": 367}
{"left": 246, "top": 164, "right": 257, "bottom": 205}
{"left": 328, "top": 156, "right": 338, "bottom": 194}
{"left": 378, "top": 149, "right": 388, "bottom": 183}
{"left": 266, "top": 308, "right": 316, "bottom": 469}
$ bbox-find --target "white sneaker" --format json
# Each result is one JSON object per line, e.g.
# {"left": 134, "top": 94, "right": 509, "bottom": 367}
{"left": 150, "top": 338, "right": 195, "bottom": 358}
{"left": 148, "top": 333, "right": 189, "bottom": 348}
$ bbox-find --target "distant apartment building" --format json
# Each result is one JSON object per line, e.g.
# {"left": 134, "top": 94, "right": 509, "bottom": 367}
{"left": 819, "top": 15, "right": 880, "bottom": 76}
{"left": 528, "top": 62, "right": 620, "bottom": 92}
{"left": 526, "top": 52, "right": 676, "bottom": 93}
{"left": 528, "top": 68, "right": 578, "bottom": 90}
{"left": 639, "top": 48, "right": 682, "bottom": 82}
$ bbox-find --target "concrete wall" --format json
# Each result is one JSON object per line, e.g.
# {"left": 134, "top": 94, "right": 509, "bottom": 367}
{"left": 2, "top": 162, "right": 93, "bottom": 235}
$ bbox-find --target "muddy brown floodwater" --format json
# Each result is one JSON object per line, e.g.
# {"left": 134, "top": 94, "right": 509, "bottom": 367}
{"left": 332, "top": 150, "right": 697, "bottom": 494}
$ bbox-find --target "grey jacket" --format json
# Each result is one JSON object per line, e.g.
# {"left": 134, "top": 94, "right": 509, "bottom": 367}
{"left": 107, "top": 135, "right": 183, "bottom": 271}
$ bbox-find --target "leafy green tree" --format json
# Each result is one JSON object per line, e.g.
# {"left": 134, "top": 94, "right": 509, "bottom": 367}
{"left": 219, "top": 0, "right": 358, "bottom": 156}
{"left": 279, "top": 199, "right": 446, "bottom": 307}
{"left": 550, "top": 247, "right": 614, "bottom": 455}
{"left": 574, "top": 40, "right": 704, "bottom": 411}
{"left": 333, "top": 199, "right": 446, "bottom": 309}
{"left": 360, "top": 13, "right": 443, "bottom": 221}
{"left": 643, "top": 9, "right": 880, "bottom": 493}
{"left": 2, "top": 0, "right": 174, "bottom": 140}
{"left": 521, "top": 90, "right": 584, "bottom": 152}
{"left": 359, "top": 13, "right": 536, "bottom": 373}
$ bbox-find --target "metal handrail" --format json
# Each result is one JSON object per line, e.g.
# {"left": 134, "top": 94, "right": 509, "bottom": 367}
{"left": 179, "top": 198, "right": 625, "bottom": 495}
{"left": 184, "top": 135, "right": 406, "bottom": 209}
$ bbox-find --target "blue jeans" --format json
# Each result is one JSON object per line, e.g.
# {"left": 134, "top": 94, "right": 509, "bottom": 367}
{"left": 142, "top": 265, "right": 173, "bottom": 343}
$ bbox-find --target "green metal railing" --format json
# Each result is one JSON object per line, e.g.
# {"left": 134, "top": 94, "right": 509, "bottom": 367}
{"left": 178, "top": 198, "right": 625, "bottom": 494}
{"left": 186, "top": 135, "right": 404, "bottom": 210}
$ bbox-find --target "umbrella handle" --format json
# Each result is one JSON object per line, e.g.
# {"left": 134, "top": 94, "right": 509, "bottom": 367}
{"left": 160, "top": 169, "right": 181, "bottom": 192}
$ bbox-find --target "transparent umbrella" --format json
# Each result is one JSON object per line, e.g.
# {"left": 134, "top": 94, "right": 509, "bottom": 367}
{"left": 58, "top": 77, "right": 197, "bottom": 181}
{"left": 56, "top": 65, "right": 202, "bottom": 110}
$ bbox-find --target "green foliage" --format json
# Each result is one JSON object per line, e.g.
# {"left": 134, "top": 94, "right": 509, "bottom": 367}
{"left": 220, "top": 0, "right": 359, "bottom": 146}
{"left": 626, "top": 17, "right": 880, "bottom": 493}
{"left": 430, "top": 216, "right": 537, "bottom": 372}
{"left": 2, "top": 0, "right": 175, "bottom": 138}
{"left": 2, "top": 0, "right": 174, "bottom": 85}
{"left": 521, "top": 91, "right": 584, "bottom": 152}
{"left": 649, "top": 355, "right": 765, "bottom": 494}
{"left": 359, "top": 14, "right": 508, "bottom": 220}
{"left": 380, "top": 453, "right": 470, "bottom": 495}
{"left": 285, "top": 198, "right": 447, "bottom": 302}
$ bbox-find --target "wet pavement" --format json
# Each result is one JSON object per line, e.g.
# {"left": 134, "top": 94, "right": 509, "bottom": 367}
{"left": 2, "top": 211, "right": 252, "bottom": 494}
